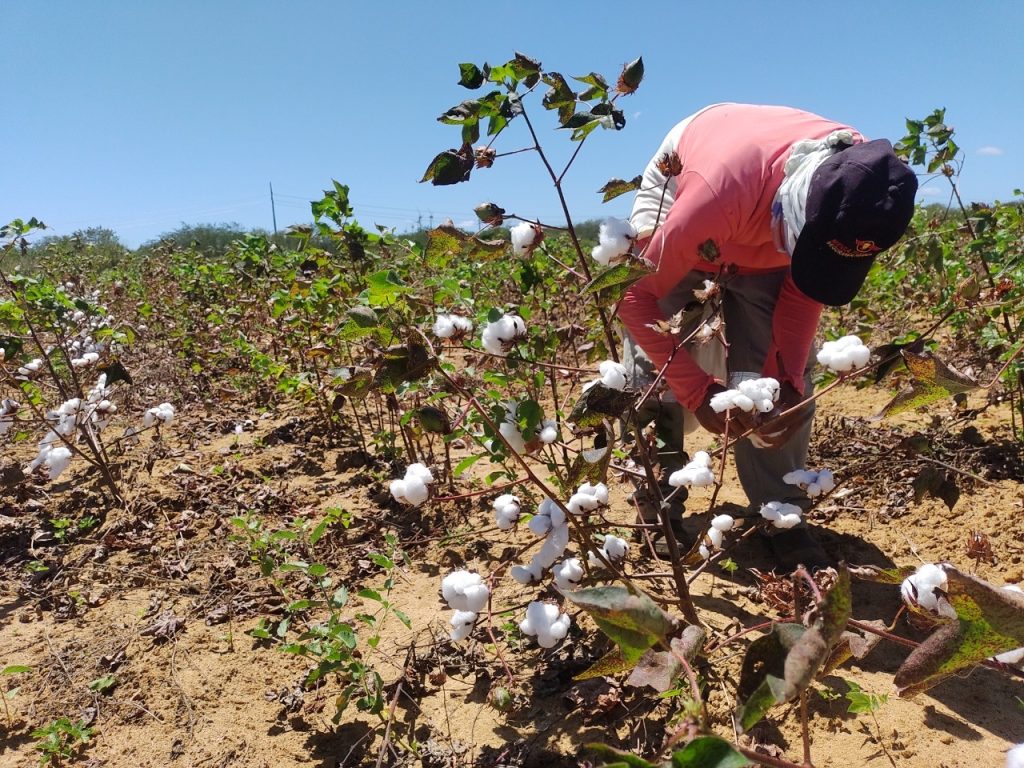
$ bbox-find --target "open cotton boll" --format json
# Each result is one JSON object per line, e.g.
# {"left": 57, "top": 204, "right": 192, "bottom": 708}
{"left": 817, "top": 335, "right": 871, "bottom": 373}
{"left": 699, "top": 544, "right": 711, "bottom": 560}
{"left": 461, "top": 584, "right": 490, "bottom": 613}
{"left": 535, "top": 523, "right": 570, "bottom": 569}
{"left": 590, "top": 218, "right": 636, "bottom": 266}
{"left": 553, "top": 558, "right": 584, "bottom": 591}
{"left": 441, "top": 570, "right": 485, "bottom": 610}
{"left": 433, "top": 315, "right": 456, "bottom": 339}
{"left": 520, "top": 601, "right": 571, "bottom": 648}
{"left": 577, "top": 482, "right": 609, "bottom": 506}
{"left": 900, "top": 563, "right": 957, "bottom": 619}
{"left": 539, "top": 419, "right": 559, "bottom": 444}
{"left": 406, "top": 463, "right": 434, "bottom": 484}
{"left": 402, "top": 477, "right": 430, "bottom": 506}
{"left": 1007, "top": 743, "right": 1024, "bottom": 768}
{"left": 46, "top": 446, "right": 74, "bottom": 481}
{"left": 759, "top": 501, "right": 804, "bottom": 529}
{"left": 510, "top": 564, "right": 541, "bottom": 585}
{"left": 568, "top": 491, "right": 601, "bottom": 516}
{"left": 591, "top": 242, "right": 622, "bottom": 267}
{"left": 598, "top": 360, "right": 628, "bottom": 391}
{"left": 711, "top": 514, "right": 735, "bottom": 532}
{"left": 783, "top": 469, "right": 817, "bottom": 488}
{"left": 481, "top": 314, "right": 526, "bottom": 355}
{"left": 492, "top": 494, "right": 521, "bottom": 530}
{"left": 498, "top": 420, "right": 527, "bottom": 455}
{"left": 450, "top": 610, "right": 478, "bottom": 641}
{"left": 706, "top": 526, "right": 724, "bottom": 549}
{"left": 602, "top": 535, "right": 628, "bottom": 562}
{"left": 528, "top": 512, "right": 553, "bottom": 536}
{"left": 510, "top": 222, "right": 540, "bottom": 255}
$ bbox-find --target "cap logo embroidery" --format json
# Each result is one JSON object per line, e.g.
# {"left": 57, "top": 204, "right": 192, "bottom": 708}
{"left": 827, "top": 238, "right": 875, "bottom": 258}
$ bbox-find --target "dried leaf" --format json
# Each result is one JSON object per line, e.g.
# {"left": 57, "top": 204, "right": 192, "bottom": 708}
{"left": 598, "top": 176, "right": 643, "bottom": 203}
{"left": 564, "top": 585, "right": 676, "bottom": 663}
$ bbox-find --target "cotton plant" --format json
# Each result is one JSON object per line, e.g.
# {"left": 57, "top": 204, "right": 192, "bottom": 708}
{"left": 432, "top": 312, "right": 474, "bottom": 340}
{"left": 510, "top": 498, "right": 570, "bottom": 585}
{"left": 588, "top": 534, "right": 628, "bottom": 569}
{"left": 481, "top": 313, "right": 526, "bottom": 355}
{"left": 783, "top": 468, "right": 836, "bottom": 498}
{"left": 817, "top": 334, "right": 871, "bottom": 373}
{"left": 590, "top": 217, "right": 637, "bottom": 266}
{"left": 669, "top": 450, "right": 715, "bottom": 488}
{"left": 442, "top": 570, "right": 490, "bottom": 641}
{"left": 899, "top": 563, "right": 957, "bottom": 619}
{"left": 583, "top": 360, "right": 628, "bottom": 392}
{"left": 492, "top": 493, "right": 522, "bottom": 530}
{"left": 699, "top": 513, "right": 737, "bottom": 560}
{"left": 389, "top": 462, "right": 435, "bottom": 507}
{"left": 510, "top": 221, "right": 543, "bottom": 256}
{"left": 553, "top": 557, "right": 584, "bottom": 591}
{"left": 519, "top": 600, "right": 571, "bottom": 648}
{"left": 709, "top": 377, "right": 780, "bottom": 415}
{"left": 759, "top": 501, "right": 804, "bottom": 529}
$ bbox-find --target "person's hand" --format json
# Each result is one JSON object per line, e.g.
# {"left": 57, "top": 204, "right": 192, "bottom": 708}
{"left": 750, "top": 381, "right": 811, "bottom": 449}
{"left": 693, "top": 383, "right": 757, "bottom": 437}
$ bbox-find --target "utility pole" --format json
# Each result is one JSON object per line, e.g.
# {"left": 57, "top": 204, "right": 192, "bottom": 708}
{"left": 269, "top": 182, "right": 278, "bottom": 236}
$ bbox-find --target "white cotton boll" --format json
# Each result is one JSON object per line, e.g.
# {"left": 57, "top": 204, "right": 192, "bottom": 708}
{"left": 450, "top": 610, "right": 477, "bottom": 641}
{"left": 528, "top": 513, "right": 552, "bottom": 537}
{"left": 598, "top": 360, "right": 628, "bottom": 391}
{"left": 441, "top": 570, "right": 481, "bottom": 610}
{"left": 598, "top": 217, "right": 636, "bottom": 252}
{"left": 602, "top": 535, "right": 628, "bottom": 562}
{"left": 553, "top": 558, "right": 584, "bottom": 591}
{"left": 539, "top": 419, "right": 558, "bottom": 444}
{"left": 848, "top": 345, "right": 871, "bottom": 368}
{"left": 510, "top": 222, "right": 539, "bottom": 255}
{"left": 578, "top": 482, "right": 609, "bottom": 506}
{"left": 776, "top": 512, "right": 802, "bottom": 529}
{"left": 760, "top": 501, "right": 804, "bottom": 529}
{"left": 511, "top": 564, "right": 540, "bottom": 585}
{"left": 433, "top": 315, "right": 456, "bottom": 339}
{"left": 547, "top": 612, "right": 571, "bottom": 642}
{"left": 707, "top": 527, "right": 724, "bottom": 549}
{"left": 492, "top": 494, "right": 521, "bottom": 529}
{"left": 156, "top": 403, "right": 175, "bottom": 424}
{"left": 692, "top": 451, "right": 711, "bottom": 468}
{"left": 406, "top": 463, "right": 434, "bottom": 484}
{"left": 546, "top": 504, "right": 566, "bottom": 528}
{"left": 732, "top": 394, "right": 755, "bottom": 412}
{"left": 806, "top": 482, "right": 822, "bottom": 497}
{"left": 900, "top": 563, "right": 951, "bottom": 615}
{"left": 481, "top": 326, "right": 503, "bottom": 355}
{"left": 498, "top": 421, "right": 526, "bottom": 455}
{"left": 591, "top": 242, "right": 620, "bottom": 267}
{"left": 1008, "top": 744, "right": 1024, "bottom": 768}
{"left": 462, "top": 584, "right": 490, "bottom": 613}
{"left": 711, "top": 514, "right": 735, "bottom": 532}
{"left": 452, "top": 316, "right": 473, "bottom": 333}
{"left": 817, "top": 470, "right": 835, "bottom": 493}
{"left": 756, "top": 398, "right": 775, "bottom": 413}
{"left": 389, "top": 479, "right": 408, "bottom": 504}
{"left": 783, "top": 469, "right": 816, "bottom": 488}
{"left": 699, "top": 544, "right": 711, "bottom": 560}
{"left": 402, "top": 477, "right": 430, "bottom": 506}
{"left": 818, "top": 335, "right": 870, "bottom": 373}
{"left": 46, "top": 446, "right": 73, "bottom": 481}
{"left": 709, "top": 390, "right": 737, "bottom": 413}
{"left": 568, "top": 492, "right": 600, "bottom": 516}
{"left": 995, "top": 647, "right": 1024, "bottom": 666}
{"left": 536, "top": 523, "right": 570, "bottom": 569}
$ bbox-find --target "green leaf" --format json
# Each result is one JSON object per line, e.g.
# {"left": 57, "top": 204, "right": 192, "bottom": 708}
{"left": 2, "top": 665, "right": 31, "bottom": 675}
{"left": 453, "top": 453, "right": 487, "bottom": 476}
{"left": 415, "top": 406, "right": 451, "bottom": 434}
{"left": 358, "top": 588, "right": 383, "bottom": 603}
{"left": 366, "top": 269, "right": 409, "bottom": 308}
{"left": 584, "top": 743, "right": 658, "bottom": 768}
{"left": 670, "top": 737, "right": 751, "bottom": 768}
{"left": 87, "top": 674, "right": 118, "bottom": 694}
{"left": 574, "top": 648, "right": 637, "bottom": 681}
{"left": 598, "top": 176, "right": 643, "bottom": 203}
{"left": 583, "top": 261, "right": 652, "bottom": 309}
{"left": 420, "top": 146, "right": 474, "bottom": 186}
{"left": 735, "top": 623, "right": 806, "bottom": 731}
{"left": 894, "top": 567, "right": 1024, "bottom": 695}
{"left": 541, "top": 72, "right": 576, "bottom": 123}
{"left": 458, "top": 63, "right": 484, "bottom": 89}
{"left": 573, "top": 72, "right": 609, "bottom": 101}
{"left": 563, "top": 585, "right": 676, "bottom": 662}
{"left": 287, "top": 599, "right": 314, "bottom": 613}
{"left": 369, "top": 552, "right": 394, "bottom": 570}
{"left": 373, "top": 344, "right": 436, "bottom": 392}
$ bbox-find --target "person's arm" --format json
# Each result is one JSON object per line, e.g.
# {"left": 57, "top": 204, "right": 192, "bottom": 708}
{"left": 761, "top": 273, "right": 823, "bottom": 393}
{"left": 619, "top": 172, "right": 732, "bottom": 412}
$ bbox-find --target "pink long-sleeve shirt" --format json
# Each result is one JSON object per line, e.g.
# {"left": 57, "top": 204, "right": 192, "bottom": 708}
{"left": 618, "top": 104, "right": 863, "bottom": 411}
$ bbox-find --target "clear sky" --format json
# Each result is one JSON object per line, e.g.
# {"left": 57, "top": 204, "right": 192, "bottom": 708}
{"left": 4, "top": 1, "right": 1023, "bottom": 248}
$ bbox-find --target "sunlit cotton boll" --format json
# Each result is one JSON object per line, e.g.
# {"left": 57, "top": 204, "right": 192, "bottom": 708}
{"left": 598, "top": 360, "right": 627, "bottom": 390}
{"left": 590, "top": 217, "right": 637, "bottom": 266}
{"left": 510, "top": 563, "right": 541, "bottom": 585}
{"left": 553, "top": 558, "right": 583, "bottom": 591}
{"left": 783, "top": 468, "right": 836, "bottom": 498}
{"left": 519, "top": 601, "right": 571, "bottom": 649}
{"left": 441, "top": 570, "right": 488, "bottom": 612}
{"left": 1007, "top": 744, "right": 1024, "bottom": 768}
{"left": 759, "top": 501, "right": 803, "bottom": 529}
{"left": 539, "top": 419, "right": 559, "bottom": 444}
{"left": 143, "top": 402, "right": 175, "bottom": 428}
{"left": 481, "top": 314, "right": 526, "bottom": 355}
{"left": 498, "top": 420, "right": 526, "bottom": 455}
{"left": 510, "top": 222, "right": 540, "bottom": 255}
{"left": 449, "top": 610, "right": 478, "bottom": 642}
{"left": 589, "top": 534, "right": 628, "bottom": 567}
{"left": 706, "top": 526, "right": 724, "bottom": 549}
{"left": 492, "top": 494, "right": 521, "bottom": 530}
{"left": 669, "top": 452, "right": 716, "bottom": 488}
{"left": 433, "top": 314, "right": 457, "bottom": 339}
{"left": 817, "top": 335, "right": 871, "bottom": 373}
{"left": 45, "top": 446, "right": 73, "bottom": 481}
{"left": 710, "top": 514, "right": 735, "bottom": 532}
{"left": 900, "top": 563, "right": 957, "bottom": 619}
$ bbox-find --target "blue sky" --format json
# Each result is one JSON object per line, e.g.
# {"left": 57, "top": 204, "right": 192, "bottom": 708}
{"left": 4, "top": 1, "right": 1022, "bottom": 247}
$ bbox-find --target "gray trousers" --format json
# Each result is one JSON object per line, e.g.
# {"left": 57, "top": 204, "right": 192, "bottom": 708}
{"left": 623, "top": 269, "right": 815, "bottom": 510}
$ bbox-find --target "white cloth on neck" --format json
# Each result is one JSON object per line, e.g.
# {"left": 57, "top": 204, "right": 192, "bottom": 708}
{"left": 775, "top": 129, "right": 856, "bottom": 255}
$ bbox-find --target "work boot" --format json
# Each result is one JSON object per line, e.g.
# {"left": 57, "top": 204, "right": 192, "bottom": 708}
{"left": 766, "top": 526, "right": 833, "bottom": 573}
